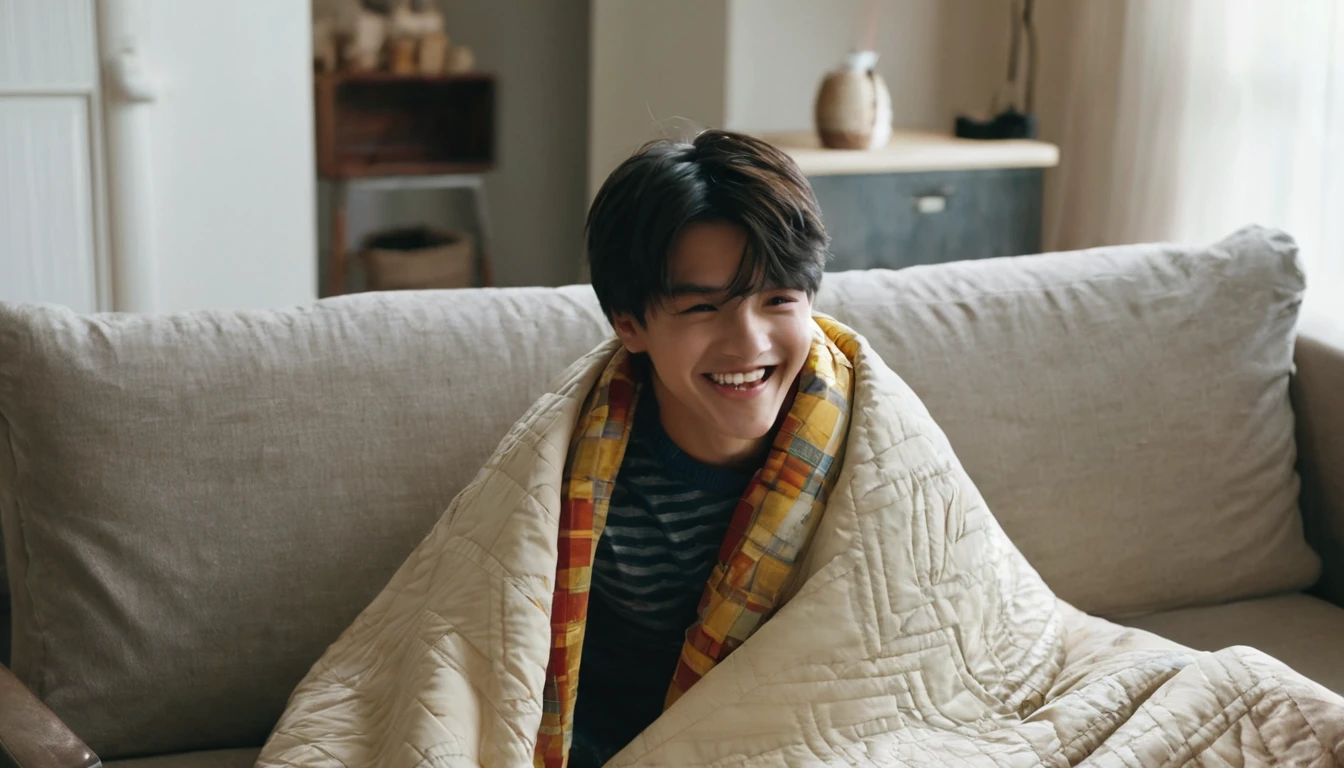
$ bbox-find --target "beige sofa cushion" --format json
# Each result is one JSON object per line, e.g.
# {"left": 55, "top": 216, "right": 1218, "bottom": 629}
{"left": 0, "top": 287, "right": 612, "bottom": 758}
{"left": 816, "top": 226, "right": 1316, "bottom": 617}
{"left": 1120, "top": 594, "right": 1344, "bottom": 695}
{"left": 0, "top": 226, "right": 1315, "bottom": 758}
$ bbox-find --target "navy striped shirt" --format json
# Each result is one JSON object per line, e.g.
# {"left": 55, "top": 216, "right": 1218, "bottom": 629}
{"left": 571, "top": 396, "right": 754, "bottom": 766}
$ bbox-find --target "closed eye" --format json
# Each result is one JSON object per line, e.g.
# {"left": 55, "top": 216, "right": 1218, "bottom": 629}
{"left": 681, "top": 303, "right": 718, "bottom": 314}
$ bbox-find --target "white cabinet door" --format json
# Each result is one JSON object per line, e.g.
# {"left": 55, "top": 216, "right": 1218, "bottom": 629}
{"left": 0, "top": 0, "right": 104, "bottom": 312}
{"left": 1, "top": 0, "right": 317, "bottom": 313}
{"left": 0, "top": 0, "right": 96, "bottom": 92}
{"left": 134, "top": 0, "right": 316, "bottom": 312}
{"left": 0, "top": 97, "right": 99, "bottom": 311}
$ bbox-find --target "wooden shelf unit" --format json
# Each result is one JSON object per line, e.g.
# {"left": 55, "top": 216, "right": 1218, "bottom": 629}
{"left": 315, "top": 72, "right": 496, "bottom": 179}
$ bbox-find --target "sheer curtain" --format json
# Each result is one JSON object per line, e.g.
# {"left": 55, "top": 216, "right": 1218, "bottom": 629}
{"left": 1044, "top": 0, "right": 1343, "bottom": 317}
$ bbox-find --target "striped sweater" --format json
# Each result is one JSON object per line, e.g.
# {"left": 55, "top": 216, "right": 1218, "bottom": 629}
{"left": 570, "top": 396, "right": 755, "bottom": 767}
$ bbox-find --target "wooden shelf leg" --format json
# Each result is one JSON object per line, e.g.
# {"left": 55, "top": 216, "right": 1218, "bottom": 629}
{"left": 469, "top": 181, "right": 495, "bottom": 287}
{"left": 328, "top": 182, "right": 349, "bottom": 297}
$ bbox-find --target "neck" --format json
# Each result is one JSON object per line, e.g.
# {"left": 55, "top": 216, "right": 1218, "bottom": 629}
{"left": 648, "top": 376, "right": 773, "bottom": 471}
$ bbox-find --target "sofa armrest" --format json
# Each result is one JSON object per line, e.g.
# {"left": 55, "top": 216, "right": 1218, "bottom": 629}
{"left": 0, "top": 665, "right": 99, "bottom": 768}
{"left": 1293, "top": 315, "right": 1344, "bottom": 609}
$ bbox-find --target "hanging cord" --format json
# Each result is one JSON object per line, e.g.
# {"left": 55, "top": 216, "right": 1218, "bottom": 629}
{"left": 1005, "top": 0, "right": 1022, "bottom": 108}
{"left": 998, "top": 0, "right": 1037, "bottom": 114}
{"left": 1024, "top": 0, "right": 1037, "bottom": 114}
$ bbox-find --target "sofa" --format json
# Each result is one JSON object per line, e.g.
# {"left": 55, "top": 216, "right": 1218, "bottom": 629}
{"left": 0, "top": 226, "right": 1340, "bottom": 767}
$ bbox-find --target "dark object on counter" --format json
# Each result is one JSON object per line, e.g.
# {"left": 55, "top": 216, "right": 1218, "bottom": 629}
{"left": 957, "top": 0, "right": 1039, "bottom": 140}
{"left": 955, "top": 109, "right": 1039, "bottom": 140}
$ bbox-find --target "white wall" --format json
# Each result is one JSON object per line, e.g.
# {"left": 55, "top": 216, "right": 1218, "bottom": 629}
{"left": 437, "top": 0, "right": 591, "bottom": 288}
{"left": 587, "top": 0, "right": 728, "bottom": 197}
{"left": 727, "top": 0, "right": 933, "bottom": 132}
{"left": 1029, "top": 0, "right": 1093, "bottom": 252}
{"left": 588, "top": 0, "right": 1010, "bottom": 195}
{"left": 141, "top": 0, "right": 317, "bottom": 311}
{"left": 725, "top": 0, "right": 1008, "bottom": 134}
{"left": 1, "top": 0, "right": 316, "bottom": 312}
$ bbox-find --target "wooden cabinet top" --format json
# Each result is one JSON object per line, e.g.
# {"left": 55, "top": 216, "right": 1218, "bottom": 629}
{"left": 758, "top": 130, "right": 1059, "bottom": 177}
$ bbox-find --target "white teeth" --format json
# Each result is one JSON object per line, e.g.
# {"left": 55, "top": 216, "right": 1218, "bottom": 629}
{"left": 708, "top": 368, "right": 767, "bottom": 386}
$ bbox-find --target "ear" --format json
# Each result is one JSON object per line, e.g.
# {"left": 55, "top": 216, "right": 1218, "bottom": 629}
{"left": 611, "top": 313, "right": 648, "bottom": 354}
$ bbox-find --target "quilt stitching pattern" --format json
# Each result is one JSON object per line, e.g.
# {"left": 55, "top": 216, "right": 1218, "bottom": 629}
{"left": 254, "top": 325, "right": 1344, "bottom": 768}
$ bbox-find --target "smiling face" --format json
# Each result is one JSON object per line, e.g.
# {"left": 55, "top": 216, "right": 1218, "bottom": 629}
{"left": 612, "top": 220, "right": 815, "bottom": 468}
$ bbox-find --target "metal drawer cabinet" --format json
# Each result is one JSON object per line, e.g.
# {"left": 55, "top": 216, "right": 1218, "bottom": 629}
{"left": 809, "top": 167, "right": 1046, "bottom": 272}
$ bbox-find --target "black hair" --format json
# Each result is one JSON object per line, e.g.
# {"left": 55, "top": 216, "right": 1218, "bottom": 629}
{"left": 586, "top": 129, "right": 829, "bottom": 323}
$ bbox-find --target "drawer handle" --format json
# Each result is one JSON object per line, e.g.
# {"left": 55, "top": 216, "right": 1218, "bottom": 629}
{"left": 914, "top": 184, "right": 955, "bottom": 214}
{"left": 915, "top": 195, "right": 947, "bottom": 214}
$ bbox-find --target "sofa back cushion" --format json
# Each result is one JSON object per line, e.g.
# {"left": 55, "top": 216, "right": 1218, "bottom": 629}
{"left": 0, "top": 226, "right": 1316, "bottom": 758}
{"left": 816, "top": 226, "right": 1316, "bottom": 616}
{"left": 0, "top": 287, "right": 612, "bottom": 758}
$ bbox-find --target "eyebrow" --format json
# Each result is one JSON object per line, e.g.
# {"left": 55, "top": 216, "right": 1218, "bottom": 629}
{"left": 667, "top": 283, "right": 729, "bottom": 297}
{"left": 667, "top": 279, "right": 792, "bottom": 298}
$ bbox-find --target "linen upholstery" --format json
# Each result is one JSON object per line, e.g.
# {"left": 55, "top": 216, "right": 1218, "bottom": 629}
{"left": 0, "top": 226, "right": 1320, "bottom": 759}
{"left": 816, "top": 226, "right": 1315, "bottom": 617}
{"left": 1121, "top": 593, "right": 1344, "bottom": 695}
{"left": 0, "top": 288, "right": 611, "bottom": 757}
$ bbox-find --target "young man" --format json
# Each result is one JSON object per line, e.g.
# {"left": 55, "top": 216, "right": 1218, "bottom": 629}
{"left": 257, "top": 128, "right": 855, "bottom": 768}
{"left": 258, "top": 131, "right": 1344, "bottom": 768}
{"left": 565, "top": 130, "right": 835, "bottom": 766}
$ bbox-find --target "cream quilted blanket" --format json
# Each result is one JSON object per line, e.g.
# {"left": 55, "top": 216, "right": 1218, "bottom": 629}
{"left": 257, "top": 333, "right": 1344, "bottom": 767}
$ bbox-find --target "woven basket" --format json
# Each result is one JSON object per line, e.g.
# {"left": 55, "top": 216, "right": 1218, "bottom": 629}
{"left": 361, "top": 227, "right": 474, "bottom": 290}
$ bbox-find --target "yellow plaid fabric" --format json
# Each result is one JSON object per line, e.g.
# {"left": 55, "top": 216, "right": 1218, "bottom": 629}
{"left": 535, "top": 352, "right": 642, "bottom": 768}
{"left": 667, "top": 316, "right": 855, "bottom": 705}
{"left": 535, "top": 317, "right": 856, "bottom": 768}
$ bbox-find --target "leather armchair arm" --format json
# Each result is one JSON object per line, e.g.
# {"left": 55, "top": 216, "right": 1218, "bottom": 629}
{"left": 0, "top": 665, "right": 99, "bottom": 768}
{"left": 1293, "top": 315, "right": 1344, "bottom": 609}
